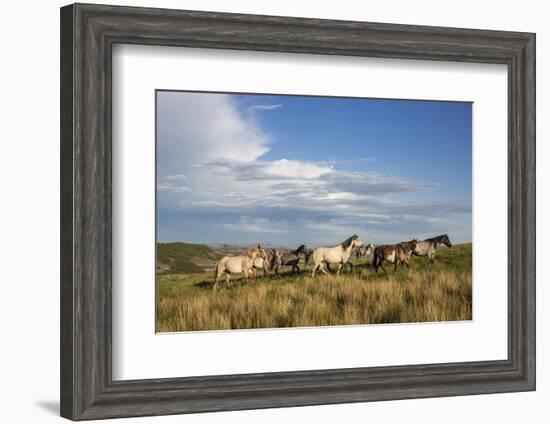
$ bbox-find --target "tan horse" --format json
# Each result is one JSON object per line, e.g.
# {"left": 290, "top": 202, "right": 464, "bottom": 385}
{"left": 213, "top": 244, "right": 267, "bottom": 289}
{"left": 253, "top": 249, "right": 283, "bottom": 279}
{"left": 373, "top": 240, "right": 418, "bottom": 273}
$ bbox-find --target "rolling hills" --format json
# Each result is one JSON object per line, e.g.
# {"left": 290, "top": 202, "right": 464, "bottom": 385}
{"left": 156, "top": 242, "right": 225, "bottom": 275}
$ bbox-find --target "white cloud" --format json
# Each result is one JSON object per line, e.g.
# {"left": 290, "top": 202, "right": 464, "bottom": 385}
{"left": 157, "top": 91, "right": 270, "bottom": 174}
{"left": 263, "top": 159, "right": 332, "bottom": 179}
{"left": 249, "top": 104, "right": 283, "bottom": 111}
{"left": 319, "top": 192, "right": 372, "bottom": 202}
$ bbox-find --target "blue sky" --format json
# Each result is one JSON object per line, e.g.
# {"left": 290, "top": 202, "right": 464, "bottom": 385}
{"left": 156, "top": 90, "right": 472, "bottom": 247}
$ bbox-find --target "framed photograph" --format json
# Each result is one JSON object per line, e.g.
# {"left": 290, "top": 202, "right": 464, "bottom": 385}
{"left": 60, "top": 3, "right": 535, "bottom": 420}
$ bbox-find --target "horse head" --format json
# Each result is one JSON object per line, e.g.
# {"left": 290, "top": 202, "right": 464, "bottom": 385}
{"left": 351, "top": 236, "right": 364, "bottom": 249}
{"left": 401, "top": 239, "right": 418, "bottom": 254}
{"left": 270, "top": 249, "right": 282, "bottom": 266}
{"left": 441, "top": 234, "right": 453, "bottom": 248}
{"left": 342, "top": 234, "right": 362, "bottom": 250}
{"left": 290, "top": 244, "right": 307, "bottom": 256}
{"left": 365, "top": 243, "right": 375, "bottom": 255}
{"left": 256, "top": 244, "right": 267, "bottom": 259}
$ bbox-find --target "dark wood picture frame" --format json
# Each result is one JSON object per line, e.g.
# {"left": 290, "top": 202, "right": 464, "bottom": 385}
{"left": 60, "top": 3, "right": 536, "bottom": 420}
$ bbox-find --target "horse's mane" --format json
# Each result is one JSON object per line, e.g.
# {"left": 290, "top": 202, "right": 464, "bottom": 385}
{"left": 425, "top": 234, "right": 447, "bottom": 243}
{"left": 242, "top": 245, "right": 263, "bottom": 258}
{"left": 290, "top": 244, "right": 306, "bottom": 255}
{"left": 242, "top": 248, "right": 255, "bottom": 258}
{"left": 340, "top": 235, "right": 357, "bottom": 249}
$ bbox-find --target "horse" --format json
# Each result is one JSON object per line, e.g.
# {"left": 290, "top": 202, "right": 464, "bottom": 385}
{"left": 413, "top": 234, "right": 453, "bottom": 263}
{"left": 252, "top": 256, "right": 267, "bottom": 278}
{"left": 253, "top": 249, "right": 282, "bottom": 279}
{"left": 302, "top": 247, "right": 314, "bottom": 266}
{"left": 311, "top": 234, "right": 364, "bottom": 277}
{"left": 327, "top": 242, "right": 374, "bottom": 273}
{"left": 279, "top": 244, "right": 307, "bottom": 273}
{"left": 373, "top": 240, "right": 418, "bottom": 273}
{"left": 213, "top": 244, "right": 267, "bottom": 289}
{"left": 355, "top": 243, "right": 375, "bottom": 259}
{"left": 265, "top": 249, "right": 283, "bottom": 278}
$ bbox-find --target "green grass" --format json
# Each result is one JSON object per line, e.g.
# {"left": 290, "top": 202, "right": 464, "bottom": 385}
{"left": 156, "top": 243, "right": 472, "bottom": 332}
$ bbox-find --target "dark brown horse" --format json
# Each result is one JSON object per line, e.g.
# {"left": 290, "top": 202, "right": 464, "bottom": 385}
{"left": 280, "top": 244, "right": 307, "bottom": 273}
{"left": 373, "top": 240, "right": 418, "bottom": 273}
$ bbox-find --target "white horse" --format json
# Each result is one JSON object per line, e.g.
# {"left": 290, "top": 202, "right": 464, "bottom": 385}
{"left": 213, "top": 244, "right": 267, "bottom": 289}
{"left": 311, "top": 234, "right": 364, "bottom": 277}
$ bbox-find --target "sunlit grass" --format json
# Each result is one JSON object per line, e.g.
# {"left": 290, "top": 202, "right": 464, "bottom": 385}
{"left": 156, "top": 243, "right": 472, "bottom": 332}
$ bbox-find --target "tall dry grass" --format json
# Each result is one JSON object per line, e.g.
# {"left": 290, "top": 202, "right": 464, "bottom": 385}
{"left": 156, "top": 267, "right": 472, "bottom": 332}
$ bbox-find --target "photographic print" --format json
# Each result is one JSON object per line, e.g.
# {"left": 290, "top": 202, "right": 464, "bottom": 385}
{"left": 156, "top": 90, "right": 472, "bottom": 332}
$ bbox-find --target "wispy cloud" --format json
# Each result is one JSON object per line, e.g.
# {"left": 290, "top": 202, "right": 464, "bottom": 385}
{"left": 158, "top": 183, "right": 190, "bottom": 193}
{"left": 165, "top": 174, "right": 187, "bottom": 181}
{"left": 249, "top": 104, "right": 283, "bottom": 112}
{"left": 200, "top": 159, "right": 435, "bottom": 196}
{"left": 322, "top": 157, "right": 377, "bottom": 165}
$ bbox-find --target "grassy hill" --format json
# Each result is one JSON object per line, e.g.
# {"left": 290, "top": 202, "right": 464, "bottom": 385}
{"left": 156, "top": 243, "right": 473, "bottom": 332}
{"left": 156, "top": 242, "right": 225, "bottom": 275}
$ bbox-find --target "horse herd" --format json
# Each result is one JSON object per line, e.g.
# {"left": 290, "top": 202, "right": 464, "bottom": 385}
{"left": 213, "top": 234, "right": 453, "bottom": 289}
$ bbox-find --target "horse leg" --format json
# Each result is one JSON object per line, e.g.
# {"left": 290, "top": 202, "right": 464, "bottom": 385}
{"left": 213, "top": 263, "right": 220, "bottom": 289}
{"left": 225, "top": 272, "right": 230, "bottom": 288}
{"left": 336, "top": 263, "right": 343, "bottom": 275}
{"left": 311, "top": 264, "right": 319, "bottom": 278}
{"left": 320, "top": 263, "right": 330, "bottom": 276}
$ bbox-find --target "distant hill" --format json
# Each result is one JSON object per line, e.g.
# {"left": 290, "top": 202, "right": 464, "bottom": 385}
{"left": 157, "top": 242, "right": 225, "bottom": 275}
